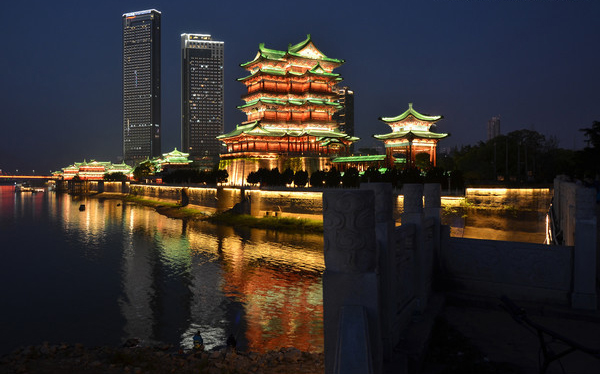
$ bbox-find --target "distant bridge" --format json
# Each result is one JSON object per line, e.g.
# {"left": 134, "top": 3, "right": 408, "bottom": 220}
{"left": 0, "top": 175, "right": 54, "bottom": 180}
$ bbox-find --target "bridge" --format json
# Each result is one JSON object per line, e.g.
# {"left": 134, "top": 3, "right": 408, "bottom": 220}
{"left": 0, "top": 175, "right": 54, "bottom": 180}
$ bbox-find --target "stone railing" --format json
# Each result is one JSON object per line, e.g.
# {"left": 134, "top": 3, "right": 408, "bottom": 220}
{"left": 323, "top": 183, "right": 441, "bottom": 374}
{"left": 439, "top": 176, "right": 597, "bottom": 310}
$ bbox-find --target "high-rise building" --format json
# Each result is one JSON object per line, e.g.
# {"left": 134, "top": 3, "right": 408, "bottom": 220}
{"left": 487, "top": 115, "right": 501, "bottom": 141}
{"left": 333, "top": 86, "right": 355, "bottom": 152}
{"left": 122, "top": 9, "right": 161, "bottom": 164}
{"left": 181, "top": 34, "right": 224, "bottom": 161}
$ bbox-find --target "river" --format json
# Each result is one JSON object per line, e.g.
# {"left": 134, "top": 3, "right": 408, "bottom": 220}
{"left": 0, "top": 186, "right": 324, "bottom": 355}
{"left": 0, "top": 184, "right": 549, "bottom": 356}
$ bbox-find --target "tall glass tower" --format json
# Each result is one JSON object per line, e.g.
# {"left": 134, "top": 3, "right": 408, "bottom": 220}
{"left": 181, "top": 34, "right": 224, "bottom": 161}
{"left": 122, "top": 9, "right": 161, "bottom": 164}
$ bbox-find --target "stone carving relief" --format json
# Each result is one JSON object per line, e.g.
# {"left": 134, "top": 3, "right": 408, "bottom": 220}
{"left": 323, "top": 190, "right": 376, "bottom": 273}
{"left": 402, "top": 184, "right": 423, "bottom": 214}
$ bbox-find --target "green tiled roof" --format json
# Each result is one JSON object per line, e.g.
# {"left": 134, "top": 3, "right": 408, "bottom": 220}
{"left": 218, "top": 122, "right": 358, "bottom": 141}
{"left": 238, "top": 62, "right": 341, "bottom": 82}
{"left": 241, "top": 34, "right": 344, "bottom": 67}
{"left": 237, "top": 97, "right": 341, "bottom": 110}
{"left": 332, "top": 155, "right": 386, "bottom": 163}
{"left": 237, "top": 68, "right": 286, "bottom": 81}
{"left": 373, "top": 130, "right": 449, "bottom": 141}
{"left": 379, "top": 103, "right": 443, "bottom": 123}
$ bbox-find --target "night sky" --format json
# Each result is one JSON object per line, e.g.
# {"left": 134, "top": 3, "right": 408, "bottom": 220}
{"left": 1, "top": 0, "right": 599, "bottom": 174}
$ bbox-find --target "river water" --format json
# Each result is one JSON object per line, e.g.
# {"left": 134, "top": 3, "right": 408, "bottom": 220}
{"left": 0, "top": 186, "right": 324, "bottom": 355}
{"left": 0, "top": 185, "right": 549, "bottom": 356}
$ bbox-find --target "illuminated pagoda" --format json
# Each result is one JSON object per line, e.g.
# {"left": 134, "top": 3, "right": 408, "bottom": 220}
{"left": 218, "top": 34, "right": 358, "bottom": 185}
{"left": 374, "top": 103, "right": 447, "bottom": 168}
{"left": 57, "top": 160, "right": 133, "bottom": 180}
{"left": 151, "top": 148, "right": 193, "bottom": 173}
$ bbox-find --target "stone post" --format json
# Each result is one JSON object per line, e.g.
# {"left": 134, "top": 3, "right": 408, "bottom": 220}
{"left": 402, "top": 183, "right": 427, "bottom": 312}
{"left": 216, "top": 187, "right": 227, "bottom": 212}
{"left": 323, "top": 190, "right": 381, "bottom": 374}
{"left": 572, "top": 185, "right": 597, "bottom": 310}
{"left": 424, "top": 183, "right": 442, "bottom": 284}
{"left": 180, "top": 188, "right": 189, "bottom": 207}
{"left": 361, "top": 183, "right": 394, "bottom": 360}
{"left": 249, "top": 190, "right": 262, "bottom": 217}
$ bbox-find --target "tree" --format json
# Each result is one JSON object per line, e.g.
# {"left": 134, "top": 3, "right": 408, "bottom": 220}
{"left": 415, "top": 152, "right": 431, "bottom": 170}
{"left": 246, "top": 171, "right": 259, "bottom": 185}
{"left": 281, "top": 168, "right": 295, "bottom": 186}
{"left": 103, "top": 172, "right": 128, "bottom": 181}
{"left": 577, "top": 121, "right": 600, "bottom": 179}
{"left": 133, "top": 160, "right": 155, "bottom": 181}
{"left": 267, "top": 168, "right": 282, "bottom": 186}
{"left": 325, "top": 167, "right": 341, "bottom": 188}
{"left": 293, "top": 170, "right": 309, "bottom": 187}
{"left": 361, "top": 166, "right": 381, "bottom": 183}
{"left": 341, "top": 167, "right": 360, "bottom": 188}
{"left": 580, "top": 121, "right": 600, "bottom": 149}
{"left": 452, "top": 129, "right": 562, "bottom": 184}
{"left": 214, "top": 169, "right": 229, "bottom": 184}
{"left": 309, "top": 170, "right": 326, "bottom": 187}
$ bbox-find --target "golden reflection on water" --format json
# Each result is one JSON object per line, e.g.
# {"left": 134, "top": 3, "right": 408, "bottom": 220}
{"left": 53, "top": 195, "right": 325, "bottom": 352}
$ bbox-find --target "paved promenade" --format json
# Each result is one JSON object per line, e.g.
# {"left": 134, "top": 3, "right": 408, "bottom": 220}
{"left": 422, "top": 294, "right": 600, "bottom": 374}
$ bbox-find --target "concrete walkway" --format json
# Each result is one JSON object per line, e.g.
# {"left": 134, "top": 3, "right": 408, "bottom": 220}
{"left": 423, "top": 295, "right": 600, "bottom": 374}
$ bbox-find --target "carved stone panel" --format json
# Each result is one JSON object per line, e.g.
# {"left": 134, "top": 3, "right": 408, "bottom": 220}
{"left": 323, "top": 190, "right": 376, "bottom": 273}
{"left": 402, "top": 184, "right": 423, "bottom": 214}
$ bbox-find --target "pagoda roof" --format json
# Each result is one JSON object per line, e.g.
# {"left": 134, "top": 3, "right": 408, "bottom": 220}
{"left": 218, "top": 121, "right": 358, "bottom": 141}
{"left": 332, "top": 155, "right": 386, "bottom": 163}
{"left": 237, "top": 97, "right": 341, "bottom": 110}
{"left": 237, "top": 64, "right": 342, "bottom": 82}
{"left": 379, "top": 103, "right": 443, "bottom": 123}
{"left": 162, "top": 147, "right": 189, "bottom": 159}
{"left": 240, "top": 34, "right": 344, "bottom": 67}
{"left": 159, "top": 148, "right": 192, "bottom": 164}
{"left": 373, "top": 129, "right": 449, "bottom": 141}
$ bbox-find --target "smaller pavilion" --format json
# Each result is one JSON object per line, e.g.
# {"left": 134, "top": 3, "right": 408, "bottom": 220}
{"left": 153, "top": 148, "right": 193, "bottom": 173}
{"left": 374, "top": 103, "right": 448, "bottom": 168}
{"left": 57, "top": 160, "right": 133, "bottom": 180}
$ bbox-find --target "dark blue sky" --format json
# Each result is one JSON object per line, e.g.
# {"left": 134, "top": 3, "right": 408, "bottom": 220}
{"left": 1, "top": 0, "right": 599, "bottom": 174}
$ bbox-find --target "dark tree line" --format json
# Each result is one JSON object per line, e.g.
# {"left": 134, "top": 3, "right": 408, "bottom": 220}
{"left": 161, "top": 168, "right": 228, "bottom": 184}
{"left": 246, "top": 166, "right": 463, "bottom": 189}
{"left": 103, "top": 172, "right": 128, "bottom": 181}
{"left": 445, "top": 129, "right": 575, "bottom": 184}
{"left": 128, "top": 123, "right": 600, "bottom": 188}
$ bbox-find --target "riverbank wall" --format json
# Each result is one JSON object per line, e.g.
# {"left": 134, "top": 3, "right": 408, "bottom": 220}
{"left": 102, "top": 184, "right": 552, "bottom": 223}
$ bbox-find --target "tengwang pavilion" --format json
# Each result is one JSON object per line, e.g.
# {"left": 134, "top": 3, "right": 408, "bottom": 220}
{"left": 218, "top": 35, "right": 358, "bottom": 184}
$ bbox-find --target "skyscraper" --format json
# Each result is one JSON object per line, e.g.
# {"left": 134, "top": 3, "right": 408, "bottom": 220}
{"left": 333, "top": 86, "right": 355, "bottom": 152}
{"left": 487, "top": 115, "right": 501, "bottom": 141}
{"left": 122, "top": 9, "right": 161, "bottom": 164}
{"left": 181, "top": 34, "right": 224, "bottom": 161}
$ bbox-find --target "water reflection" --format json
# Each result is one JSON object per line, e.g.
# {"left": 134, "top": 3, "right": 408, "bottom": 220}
{"left": 1, "top": 186, "right": 325, "bottom": 353}
{"left": 0, "top": 185, "right": 549, "bottom": 355}
{"left": 442, "top": 208, "right": 547, "bottom": 243}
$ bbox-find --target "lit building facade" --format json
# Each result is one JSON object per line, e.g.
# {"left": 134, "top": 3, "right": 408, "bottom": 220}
{"left": 218, "top": 35, "right": 358, "bottom": 185}
{"left": 374, "top": 103, "right": 448, "bottom": 168}
{"left": 487, "top": 115, "right": 501, "bottom": 141}
{"left": 152, "top": 148, "right": 193, "bottom": 173}
{"left": 181, "top": 34, "right": 224, "bottom": 161}
{"left": 57, "top": 161, "right": 133, "bottom": 180}
{"left": 332, "top": 86, "right": 355, "bottom": 152}
{"left": 122, "top": 9, "right": 161, "bottom": 164}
